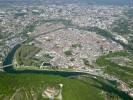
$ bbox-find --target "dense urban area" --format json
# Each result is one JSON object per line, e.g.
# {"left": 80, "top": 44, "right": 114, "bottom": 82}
{"left": 0, "top": 0, "right": 133, "bottom": 100}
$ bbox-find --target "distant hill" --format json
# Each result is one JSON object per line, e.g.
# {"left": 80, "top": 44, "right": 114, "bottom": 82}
{"left": 0, "top": 0, "right": 132, "bottom": 6}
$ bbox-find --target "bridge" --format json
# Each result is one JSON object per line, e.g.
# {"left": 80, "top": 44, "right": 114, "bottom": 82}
{"left": 0, "top": 64, "right": 13, "bottom": 69}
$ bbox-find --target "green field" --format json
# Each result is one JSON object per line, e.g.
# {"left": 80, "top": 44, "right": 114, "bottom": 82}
{"left": 15, "top": 45, "right": 41, "bottom": 67}
{"left": 0, "top": 72, "right": 104, "bottom": 100}
{"left": 44, "top": 19, "right": 73, "bottom": 27}
{"left": 0, "top": 72, "right": 132, "bottom": 100}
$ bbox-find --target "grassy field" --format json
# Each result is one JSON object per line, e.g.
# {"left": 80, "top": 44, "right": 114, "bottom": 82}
{"left": 44, "top": 19, "right": 73, "bottom": 27}
{"left": 0, "top": 72, "right": 104, "bottom": 100}
{"left": 15, "top": 45, "right": 41, "bottom": 67}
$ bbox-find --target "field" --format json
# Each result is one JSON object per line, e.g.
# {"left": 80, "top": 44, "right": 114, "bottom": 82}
{"left": 15, "top": 45, "right": 41, "bottom": 67}
{"left": 0, "top": 72, "right": 104, "bottom": 100}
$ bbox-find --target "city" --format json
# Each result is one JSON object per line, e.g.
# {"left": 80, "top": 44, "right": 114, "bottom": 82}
{"left": 0, "top": 0, "right": 133, "bottom": 100}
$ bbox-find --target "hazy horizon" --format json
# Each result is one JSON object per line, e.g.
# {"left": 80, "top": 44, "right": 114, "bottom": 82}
{"left": 0, "top": 0, "right": 132, "bottom": 6}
